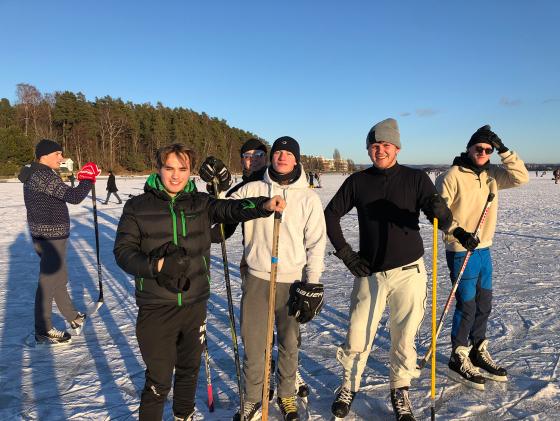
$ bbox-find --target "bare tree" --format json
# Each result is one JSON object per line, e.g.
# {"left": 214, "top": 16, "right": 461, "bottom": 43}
{"left": 16, "top": 83, "right": 42, "bottom": 138}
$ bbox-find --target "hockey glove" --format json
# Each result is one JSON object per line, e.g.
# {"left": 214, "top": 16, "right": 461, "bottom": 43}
{"left": 288, "top": 281, "right": 324, "bottom": 323}
{"left": 150, "top": 242, "right": 190, "bottom": 292}
{"left": 199, "top": 156, "right": 232, "bottom": 192}
{"left": 453, "top": 227, "right": 480, "bottom": 251}
{"left": 423, "top": 194, "right": 452, "bottom": 231}
{"left": 77, "top": 162, "right": 101, "bottom": 183}
{"left": 334, "top": 244, "right": 371, "bottom": 278}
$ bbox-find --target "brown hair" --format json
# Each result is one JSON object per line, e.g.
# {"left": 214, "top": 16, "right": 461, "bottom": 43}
{"left": 155, "top": 143, "right": 197, "bottom": 170}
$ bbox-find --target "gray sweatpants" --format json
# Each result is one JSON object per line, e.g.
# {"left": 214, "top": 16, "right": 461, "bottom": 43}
{"left": 337, "top": 257, "right": 427, "bottom": 390}
{"left": 240, "top": 273, "right": 300, "bottom": 402}
{"left": 33, "top": 238, "right": 78, "bottom": 335}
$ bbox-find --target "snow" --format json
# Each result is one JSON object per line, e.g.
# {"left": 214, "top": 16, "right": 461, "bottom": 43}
{"left": 0, "top": 173, "right": 559, "bottom": 420}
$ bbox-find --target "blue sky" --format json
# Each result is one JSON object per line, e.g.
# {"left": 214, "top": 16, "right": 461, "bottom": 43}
{"left": 1, "top": 0, "right": 559, "bottom": 164}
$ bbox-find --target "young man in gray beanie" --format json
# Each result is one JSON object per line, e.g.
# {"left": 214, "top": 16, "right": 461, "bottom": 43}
{"left": 324, "top": 118, "right": 452, "bottom": 420}
{"left": 436, "top": 125, "right": 528, "bottom": 389}
{"left": 18, "top": 139, "right": 101, "bottom": 344}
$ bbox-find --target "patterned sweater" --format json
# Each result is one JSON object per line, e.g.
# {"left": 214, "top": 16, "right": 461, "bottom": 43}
{"left": 18, "top": 163, "right": 92, "bottom": 240}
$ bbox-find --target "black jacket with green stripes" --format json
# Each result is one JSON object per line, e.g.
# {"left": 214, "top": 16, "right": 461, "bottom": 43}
{"left": 114, "top": 174, "right": 273, "bottom": 307}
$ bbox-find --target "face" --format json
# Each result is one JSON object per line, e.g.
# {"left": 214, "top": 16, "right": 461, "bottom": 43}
{"left": 367, "top": 142, "right": 400, "bottom": 169}
{"left": 467, "top": 143, "right": 493, "bottom": 167}
{"left": 240, "top": 149, "right": 267, "bottom": 173}
{"left": 158, "top": 152, "right": 190, "bottom": 196}
{"left": 39, "top": 151, "right": 64, "bottom": 170}
{"left": 271, "top": 150, "right": 297, "bottom": 175}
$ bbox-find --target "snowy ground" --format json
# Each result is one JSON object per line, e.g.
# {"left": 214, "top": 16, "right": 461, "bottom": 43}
{"left": 0, "top": 172, "right": 558, "bottom": 420}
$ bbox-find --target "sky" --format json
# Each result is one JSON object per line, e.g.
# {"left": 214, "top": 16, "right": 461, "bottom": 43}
{"left": 1, "top": 0, "right": 559, "bottom": 165}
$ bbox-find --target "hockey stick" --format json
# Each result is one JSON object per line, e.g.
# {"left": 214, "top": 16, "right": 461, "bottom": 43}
{"left": 203, "top": 331, "right": 215, "bottom": 412}
{"left": 431, "top": 218, "right": 438, "bottom": 421}
{"left": 212, "top": 178, "right": 244, "bottom": 419}
{"left": 90, "top": 183, "right": 104, "bottom": 313}
{"left": 418, "top": 193, "right": 495, "bottom": 369}
{"left": 261, "top": 211, "right": 282, "bottom": 421}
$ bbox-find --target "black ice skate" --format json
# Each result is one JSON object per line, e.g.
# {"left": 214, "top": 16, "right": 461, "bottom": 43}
{"left": 470, "top": 339, "right": 508, "bottom": 382}
{"left": 390, "top": 387, "right": 416, "bottom": 421}
{"left": 331, "top": 386, "right": 356, "bottom": 418}
{"left": 277, "top": 395, "right": 299, "bottom": 421}
{"left": 35, "top": 328, "right": 72, "bottom": 345}
{"left": 448, "top": 346, "right": 486, "bottom": 390}
{"left": 232, "top": 401, "right": 261, "bottom": 421}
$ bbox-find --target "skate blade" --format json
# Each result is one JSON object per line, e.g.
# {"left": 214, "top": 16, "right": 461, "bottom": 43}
{"left": 447, "top": 368, "right": 485, "bottom": 390}
{"left": 482, "top": 372, "right": 508, "bottom": 382}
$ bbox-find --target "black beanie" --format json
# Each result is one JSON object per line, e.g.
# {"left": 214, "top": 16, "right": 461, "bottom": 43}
{"left": 466, "top": 125, "right": 494, "bottom": 150}
{"left": 35, "top": 138, "right": 63, "bottom": 159}
{"left": 270, "top": 136, "right": 300, "bottom": 163}
{"left": 240, "top": 138, "right": 267, "bottom": 156}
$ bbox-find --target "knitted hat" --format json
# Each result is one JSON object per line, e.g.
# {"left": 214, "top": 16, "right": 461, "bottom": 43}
{"left": 240, "top": 138, "right": 267, "bottom": 156}
{"left": 35, "top": 139, "right": 63, "bottom": 159}
{"left": 467, "top": 125, "right": 494, "bottom": 150}
{"left": 366, "top": 118, "right": 401, "bottom": 149}
{"left": 270, "top": 136, "right": 300, "bottom": 163}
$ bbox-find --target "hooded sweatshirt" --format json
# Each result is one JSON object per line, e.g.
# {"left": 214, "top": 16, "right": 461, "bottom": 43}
{"left": 231, "top": 165, "right": 327, "bottom": 284}
{"left": 436, "top": 150, "right": 529, "bottom": 252}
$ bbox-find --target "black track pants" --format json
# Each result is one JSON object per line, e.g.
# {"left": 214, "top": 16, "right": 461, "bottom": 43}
{"left": 136, "top": 300, "right": 206, "bottom": 420}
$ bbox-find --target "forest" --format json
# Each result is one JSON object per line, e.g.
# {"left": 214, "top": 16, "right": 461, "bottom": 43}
{"left": 0, "top": 83, "right": 265, "bottom": 176}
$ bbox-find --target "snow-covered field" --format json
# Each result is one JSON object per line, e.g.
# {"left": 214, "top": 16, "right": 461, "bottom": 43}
{"left": 0, "top": 172, "right": 558, "bottom": 420}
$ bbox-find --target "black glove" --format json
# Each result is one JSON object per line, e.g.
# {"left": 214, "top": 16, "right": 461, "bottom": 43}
{"left": 453, "top": 227, "right": 480, "bottom": 251}
{"left": 288, "top": 281, "right": 324, "bottom": 323}
{"left": 199, "top": 156, "right": 232, "bottom": 192}
{"left": 334, "top": 244, "right": 371, "bottom": 277}
{"left": 475, "top": 125, "right": 508, "bottom": 153}
{"left": 150, "top": 242, "right": 190, "bottom": 292}
{"left": 423, "top": 194, "right": 452, "bottom": 231}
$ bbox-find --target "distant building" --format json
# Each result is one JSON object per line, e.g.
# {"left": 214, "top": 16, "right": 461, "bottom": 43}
{"left": 60, "top": 158, "right": 74, "bottom": 173}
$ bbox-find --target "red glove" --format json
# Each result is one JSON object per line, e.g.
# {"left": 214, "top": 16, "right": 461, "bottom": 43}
{"left": 77, "top": 162, "right": 101, "bottom": 183}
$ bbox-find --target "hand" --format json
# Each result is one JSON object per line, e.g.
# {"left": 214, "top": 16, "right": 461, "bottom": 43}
{"left": 334, "top": 244, "right": 371, "bottom": 277}
{"left": 453, "top": 227, "right": 480, "bottom": 251}
{"left": 150, "top": 242, "right": 190, "bottom": 292}
{"left": 77, "top": 162, "right": 101, "bottom": 183}
{"left": 423, "top": 194, "right": 452, "bottom": 230}
{"left": 263, "top": 195, "right": 286, "bottom": 212}
{"left": 199, "top": 156, "right": 232, "bottom": 192}
{"left": 475, "top": 125, "right": 508, "bottom": 153}
{"left": 288, "top": 282, "right": 324, "bottom": 323}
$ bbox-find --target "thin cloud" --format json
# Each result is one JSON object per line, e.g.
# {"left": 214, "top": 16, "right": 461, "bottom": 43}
{"left": 500, "top": 97, "right": 521, "bottom": 106}
{"left": 400, "top": 112, "right": 411, "bottom": 117}
{"left": 542, "top": 98, "right": 560, "bottom": 104}
{"left": 415, "top": 108, "right": 438, "bottom": 117}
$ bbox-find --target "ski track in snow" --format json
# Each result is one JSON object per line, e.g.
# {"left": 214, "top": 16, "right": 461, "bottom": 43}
{"left": 0, "top": 173, "right": 558, "bottom": 420}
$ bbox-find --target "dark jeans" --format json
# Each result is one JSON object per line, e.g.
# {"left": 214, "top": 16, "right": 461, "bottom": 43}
{"left": 137, "top": 300, "right": 207, "bottom": 420}
{"left": 33, "top": 238, "right": 78, "bottom": 335}
{"left": 104, "top": 191, "right": 121, "bottom": 203}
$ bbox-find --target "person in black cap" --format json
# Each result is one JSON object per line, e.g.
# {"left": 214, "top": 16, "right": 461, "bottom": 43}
{"left": 103, "top": 170, "right": 122, "bottom": 204}
{"left": 18, "top": 139, "right": 100, "bottom": 345}
{"left": 436, "top": 125, "right": 528, "bottom": 389}
{"left": 230, "top": 136, "right": 326, "bottom": 421}
{"left": 324, "top": 118, "right": 452, "bottom": 420}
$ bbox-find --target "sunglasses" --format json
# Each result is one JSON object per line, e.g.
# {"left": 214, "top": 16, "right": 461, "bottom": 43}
{"left": 475, "top": 146, "right": 494, "bottom": 155}
{"left": 242, "top": 151, "right": 266, "bottom": 159}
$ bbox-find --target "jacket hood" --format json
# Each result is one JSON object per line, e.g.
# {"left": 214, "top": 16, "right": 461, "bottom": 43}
{"left": 452, "top": 152, "right": 489, "bottom": 175}
{"left": 263, "top": 164, "right": 308, "bottom": 189}
{"left": 144, "top": 173, "right": 197, "bottom": 200}
{"left": 18, "top": 162, "right": 52, "bottom": 183}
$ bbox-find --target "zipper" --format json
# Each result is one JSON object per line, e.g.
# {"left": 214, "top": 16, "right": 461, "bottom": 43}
{"left": 180, "top": 210, "right": 186, "bottom": 237}
{"left": 136, "top": 277, "right": 144, "bottom": 291}
{"left": 202, "top": 256, "right": 211, "bottom": 284}
{"left": 169, "top": 197, "right": 178, "bottom": 245}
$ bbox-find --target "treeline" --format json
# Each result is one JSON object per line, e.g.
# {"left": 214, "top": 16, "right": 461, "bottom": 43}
{"left": 0, "top": 83, "right": 264, "bottom": 176}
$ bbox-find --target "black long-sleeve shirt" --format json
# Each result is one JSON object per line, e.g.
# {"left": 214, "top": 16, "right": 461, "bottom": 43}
{"left": 324, "top": 164, "right": 451, "bottom": 272}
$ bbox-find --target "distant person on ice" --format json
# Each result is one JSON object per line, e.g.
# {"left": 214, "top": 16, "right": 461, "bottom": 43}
{"left": 553, "top": 168, "right": 560, "bottom": 184}
{"left": 113, "top": 143, "right": 285, "bottom": 421}
{"left": 324, "top": 118, "right": 452, "bottom": 420}
{"left": 228, "top": 136, "right": 327, "bottom": 421}
{"left": 103, "top": 170, "right": 122, "bottom": 204}
{"left": 436, "top": 125, "right": 529, "bottom": 389}
{"left": 18, "top": 139, "right": 100, "bottom": 345}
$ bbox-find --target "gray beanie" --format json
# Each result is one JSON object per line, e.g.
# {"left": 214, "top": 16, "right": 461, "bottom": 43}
{"left": 366, "top": 118, "right": 401, "bottom": 149}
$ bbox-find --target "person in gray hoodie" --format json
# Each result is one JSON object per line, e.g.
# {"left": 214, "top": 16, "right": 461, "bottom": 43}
{"left": 230, "top": 136, "right": 327, "bottom": 421}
